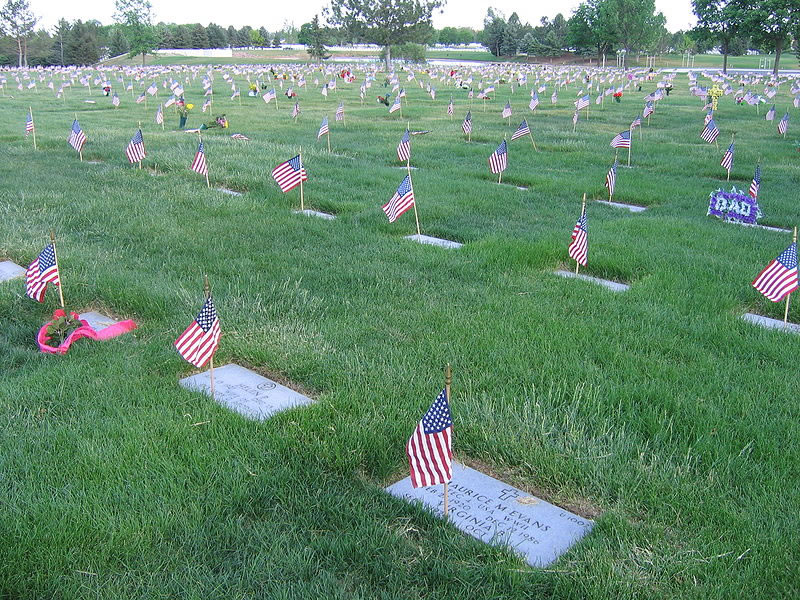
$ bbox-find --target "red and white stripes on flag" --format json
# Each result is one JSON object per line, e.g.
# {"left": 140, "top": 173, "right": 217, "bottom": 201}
{"left": 397, "top": 129, "right": 411, "bottom": 162}
{"left": 752, "top": 242, "right": 798, "bottom": 302}
{"left": 174, "top": 295, "right": 221, "bottom": 368}
{"left": 406, "top": 388, "right": 453, "bottom": 488}
{"left": 720, "top": 142, "right": 734, "bottom": 172}
{"left": 271, "top": 155, "right": 307, "bottom": 193}
{"left": 190, "top": 141, "right": 208, "bottom": 176}
{"left": 488, "top": 139, "right": 508, "bottom": 174}
{"left": 382, "top": 174, "right": 415, "bottom": 223}
{"left": 25, "top": 243, "right": 60, "bottom": 303}
{"left": 605, "top": 161, "right": 617, "bottom": 197}
{"left": 125, "top": 129, "right": 146, "bottom": 163}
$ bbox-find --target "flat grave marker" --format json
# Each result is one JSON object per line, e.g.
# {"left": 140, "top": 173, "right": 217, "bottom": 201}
{"left": 405, "top": 234, "right": 462, "bottom": 249}
{"left": 179, "top": 363, "right": 315, "bottom": 420}
{"left": 741, "top": 313, "right": 800, "bottom": 334}
{"left": 78, "top": 311, "right": 119, "bottom": 331}
{"left": 217, "top": 188, "right": 242, "bottom": 196}
{"left": 0, "top": 261, "right": 26, "bottom": 282}
{"left": 554, "top": 270, "right": 630, "bottom": 292}
{"left": 387, "top": 462, "right": 594, "bottom": 568}
{"left": 597, "top": 199, "right": 647, "bottom": 213}
{"left": 293, "top": 209, "right": 336, "bottom": 220}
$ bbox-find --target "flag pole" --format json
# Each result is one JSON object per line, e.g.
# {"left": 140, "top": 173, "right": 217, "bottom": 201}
{"left": 627, "top": 128, "right": 632, "bottom": 167}
{"left": 75, "top": 113, "right": 83, "bottom": 162}
{"left": 160, "top": 104, "right": 164, "bottom": 131}
{"left": 443, "top": 362, "right": 452, "bottom": 519}
{"left": 327, "top": 128, "right": 331, "bottom": 153}
{"left": 200, "top": 134, "right": 210, "bottom": 188}
{"left": 528, "top": 127, "right": 537, "bottom": 151}
{"left": 785, "top": 227, "right": 798, "bottom": 327}
{"left": 299, "top": 147, "right": 305, "bottom": 211}
{"left": 408, "top": 169, "right": 421, "bottom": 238}
{"left": 30, "top": 106, "right": 36, "bottom": 150}
{"left": 138, "top": 121, "right": 142, "bottom": 169}
{"left": 576, "top": 194, "right": 586, "bottom": 275}
{"left": 204, "top": 275, "right": 215, "bottom": 400}
{"left": 50, "top": 230, "right": 65, "bottom": 308}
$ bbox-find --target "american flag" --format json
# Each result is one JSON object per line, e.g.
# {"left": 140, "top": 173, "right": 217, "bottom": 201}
{"left": 752, "top": 242, "right": 798, "bottom": 302}
{"left": 318, "top": 115, "right": 329, "bottom": 138}
{"left": 271, "top": 154, "right": 307, "bottom": 192}
{"left": 488, "top": 140, "right": 508, "bottom": 174}
{"left": 136, "top": 92, "right": 146, "bottom": 104}
{"left": 25, "top": 110, "right": 33, "bottom": 135}
{"left": 164, "top": 96, "right": 175, "bottom": 108}
{"left": 572, "top": 110, "right": 579, "bottom": 126}
{"left": 568, "top": 205, "right": 588, "bottom": 267}
{"left": 406, "top": 388, "right": 453, "bottom": 489}
{"left": 112, "top": 92, "right": 120, "bottom": 107}
{"left": 551, "top": 90, "right": 558, "bottom": 104}
{"left": 778, "top": 112, "right": 789, "bottom": 135}
{"left": 190, "top": 141, "right": 208, "bottom": 176}
{"left": 510, "top": 119, "right": 530, "bottom": 141}
{"left": 447, "top": 98, "right": 453, "bottom": 116}
{"left": 25, "top": 244, "right": 60, "bottom": 303}
{"left": 720, "top": 142, "right": 734, "bottom": 172}
{"left": 174, "top": 295, "right": 221, "bottom": 368}
{"left": 321, "top": 84, "right": 328, "bottom": 97}
{"left": 605, "top": 160, "right": 617, "bottom": 197}
{"left": 502, "top": 101, "right": 512, "bottom": 118}
{"left": 766, "top": 105, "right": 776, "bottom": 121}
{"left": 700, "top": 119, "right": 719, "bottom": 143}
{"left": 335, "top": 102, "right": 344, "bottom": 121}
{"left": 230, "top": 133, "right": 250, "bottom": 141}
{"left": 643, "top": 102, "right": 654, "bottom": 118}
{"left": 202, "top": 97, "right": 211, "bottom": 112}
{"left": 749, "top": 164, "right": 761, "bottom": 199}
{"left": 263, "top": 88, "right": 276, "bottom": 104}
{"left": 68, "top": 119, "right": 87, "bottom": 152}
{"left": 382, "top": 175, "right": 415, "bottom": 223}
{"left": 156, "top": 104, "right": 163, "bottom": 124}
{"left": 389, "top": 95, "right": 402, "bottom": 113}
{"left": 231, "top": 88, "right": 240, "bottom": 100}
{"left": 529, "top": 91, "right": 539, "bottom": 110}
{"left": 397, "top": 129, "right": 411, "bottom": 162}
{"left": 630, "top": 115, "right": 641, "bottom": 130}
{"left": 462, "top": 111, "right": 472, "bottom": 134}
{"left": 204, "top": 87, "right": 213, "bottom": 96}
{"left": 125, "top": 129, "right": 146, "bottom": 163}
{"left": 610, "top": 130, "right": 630, "bottom": 148}
{"left": 147, "top": 82, "right": 157, "bottom": 95}
{"left": 704, "top": 110, "right": 713, "bottom": 126}
{"left": 575, "top": 94, "right": 590, "bottom": 110}
{"left": 291, "top": 102, "right": 300, "bottom": 118}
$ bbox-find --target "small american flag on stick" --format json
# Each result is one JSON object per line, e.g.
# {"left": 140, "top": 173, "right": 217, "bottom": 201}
{"left": 174, "top": 295, "right": 220, "bottom": 368}
{"left": 25, "top": 243, "right": 60, "bottom": 303}
{"left": 406, "top": 388, "right": 453, "bottom": 489}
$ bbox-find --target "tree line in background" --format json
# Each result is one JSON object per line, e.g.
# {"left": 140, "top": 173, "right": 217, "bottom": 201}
{"left": 0, "top": 0, "right": 798, "bottom": 72}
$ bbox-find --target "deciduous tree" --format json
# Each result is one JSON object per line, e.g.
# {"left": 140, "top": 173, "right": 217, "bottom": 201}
{"left": 0, "top": 0, "right": 38, "bottom": 67}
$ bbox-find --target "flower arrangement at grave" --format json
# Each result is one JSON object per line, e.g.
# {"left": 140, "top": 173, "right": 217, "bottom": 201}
{"left": 44, "top": 310, "right": 83, "bottom": 346}
{"left": 707, "top": 187, "right": 762, "bottom": 225}
{"left": 37, "top": 309, "right": 137, "bottom": 355}
{"left": 199, "top": 115, "right": 229, "bottom": 130}
{"left": 613, "top": 91, "right": 623, "bottom": 102}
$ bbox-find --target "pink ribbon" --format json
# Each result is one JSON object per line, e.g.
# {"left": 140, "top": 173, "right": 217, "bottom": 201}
{"left": 37, "top": 309, "right": 137, "bottom": 355}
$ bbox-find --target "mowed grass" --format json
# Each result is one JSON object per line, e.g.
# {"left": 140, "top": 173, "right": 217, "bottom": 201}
{"left": 1, "top": 63, "right": 799, "bottom": 599}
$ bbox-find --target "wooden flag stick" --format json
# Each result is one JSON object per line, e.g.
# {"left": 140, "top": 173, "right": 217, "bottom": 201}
{"left": 327, "top": 130, "right": 331, "bottom": 153}
{"left": 299, "top": 147, "right": 305, "bottom": 211}
{"left": 30, "top": 106, "right": 36, "bottom": 150}
{"left": 443, "top": 362, "right": 452, "bottom": 519}
{"left": 528, "top": 129, "right": 537, "bottom": 151}
{"left": 576, "top": 194, "right": 586, "bottom": 275}
{"left": 138, "top": 121, "right": 142, "bottom": 169}
{"left": 204, "top": 275, "right": 215, "bottom": 400}
{"left": 409, "top": 171, "right": 421, "bottom": 237}
{"left": 75, "top": 112, "right": 83, "bottom": 162}
{"left": 50, "top": 230, "right": 65, "bottom": 308}
{"left": 785, "top": 227, "right": 798, "bottom": 327}
{"left": 627, "top": 128, "right": 632, "bottom": 167}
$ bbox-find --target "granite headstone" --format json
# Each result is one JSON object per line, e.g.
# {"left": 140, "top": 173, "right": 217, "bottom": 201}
{"left": 387, "top": 462, "right": 594, "bottom": 568}
{"left": 179, "top": 363, "right": 315, "bottom": 420}
{"left": 0, "top": 261, "right": 26, "bottom": 282}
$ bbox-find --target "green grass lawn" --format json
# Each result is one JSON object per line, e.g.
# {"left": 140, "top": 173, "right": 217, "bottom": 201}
{"left": 1, "top": 64, "right": 799, "bottom": 599}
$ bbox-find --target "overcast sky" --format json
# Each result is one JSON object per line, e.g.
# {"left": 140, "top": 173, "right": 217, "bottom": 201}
{"left": 32, "top": 0, "right": 696, "bottom": 34}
